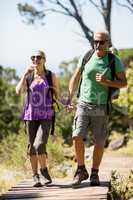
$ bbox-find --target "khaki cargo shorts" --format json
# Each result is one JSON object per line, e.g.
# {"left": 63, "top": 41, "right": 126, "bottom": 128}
{"left": 72, "top": 101, "right": 109, "bottom": 146}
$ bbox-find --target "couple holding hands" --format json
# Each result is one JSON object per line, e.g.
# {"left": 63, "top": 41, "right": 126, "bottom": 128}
{"left": 16, "top": 31, "right": 127, "bottom": 187}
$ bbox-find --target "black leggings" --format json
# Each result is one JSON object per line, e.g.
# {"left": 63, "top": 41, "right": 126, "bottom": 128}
{"left": 26, "top": 120, "right": 51, "bottom": 155}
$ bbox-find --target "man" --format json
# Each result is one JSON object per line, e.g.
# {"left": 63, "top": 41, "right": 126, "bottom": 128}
{"left": 68, "top": 31, "right": 127, "bottom": 186}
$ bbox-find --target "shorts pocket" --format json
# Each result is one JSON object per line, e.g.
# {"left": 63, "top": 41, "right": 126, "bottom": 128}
{"left": 72, "top": 116, "right": 78, "bottom": 131}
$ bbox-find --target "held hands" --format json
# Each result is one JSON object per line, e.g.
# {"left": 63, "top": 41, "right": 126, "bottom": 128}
{"left": 66, "top": 98, "right": 74, "bottom": 112}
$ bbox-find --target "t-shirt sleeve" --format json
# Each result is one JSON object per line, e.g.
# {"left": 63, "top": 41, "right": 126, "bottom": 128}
{"left": 115, "top": 56, "right": 125, "bottom": 73}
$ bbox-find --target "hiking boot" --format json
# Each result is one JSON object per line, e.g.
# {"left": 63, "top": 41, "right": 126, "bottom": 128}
{"left": 72, "top": 167, "right": 89, "bottom": 186}
{"left": 33, "top": 173, "right": 42, "bottom": 187}
{"left": 40, "top": 167, "right": 52, "bottom": 185}
{"left": 90, "top": 171, "right": 100, "bottom": 186}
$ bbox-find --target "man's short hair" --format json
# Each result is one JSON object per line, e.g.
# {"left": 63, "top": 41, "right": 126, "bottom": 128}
{"left": 93, "top": 31, "right": 110, "bottom": 41}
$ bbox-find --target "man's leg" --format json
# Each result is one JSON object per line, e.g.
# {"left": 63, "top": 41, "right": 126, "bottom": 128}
{"left": 90, "top": 106, "right": 108, "bottom": 186}
{"left": 90, "top": 144, "right": 104, "bottom": 186}
{"left": 72, "top": 136, "right": 89, "bottom": 185}
{"left": 92, "top": 144, "right": 104, "bottom": 169}
{"left": 73, "top": 136, "right": 85, "bottom": 166}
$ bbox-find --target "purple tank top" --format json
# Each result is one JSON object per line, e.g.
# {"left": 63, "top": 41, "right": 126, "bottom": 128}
{"left": 22, "top": 78, "right": 53, "bottom": 120}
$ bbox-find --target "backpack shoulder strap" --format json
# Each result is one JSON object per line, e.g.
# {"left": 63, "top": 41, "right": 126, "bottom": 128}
{"left": 45, "top": 69, "right": 58, "bottom": 135}
{"left": 77, "top": 49, "right": 94, "bottom": 98}
{"left": 108, "top": 52, "right": 115, "bottom": 80}
{"left": 45, "top": 69, "right": 53, "bottom": 90}
{"left": 81, "top": 49, "right": 94, "bottom": 73}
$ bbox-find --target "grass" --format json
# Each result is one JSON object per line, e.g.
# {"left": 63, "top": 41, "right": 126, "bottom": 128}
{"left": 0, "top": 164, "right": 27, "bottom": 195}
{"left": 108, "top": 170, "right": 133, "bottom": 200}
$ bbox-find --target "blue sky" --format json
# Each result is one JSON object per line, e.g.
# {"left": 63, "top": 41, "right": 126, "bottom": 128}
{"left": 0, "top": 0, "right": 133, "bottom": 76}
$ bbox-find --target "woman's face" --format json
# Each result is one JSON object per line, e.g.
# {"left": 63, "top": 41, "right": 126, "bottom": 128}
{"left": 31, "top": 51, "right": 46, "bottom": 68}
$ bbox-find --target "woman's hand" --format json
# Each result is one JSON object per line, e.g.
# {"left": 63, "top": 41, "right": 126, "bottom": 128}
{"left": 24, "top": 65, "right": 37, "bottom": 76}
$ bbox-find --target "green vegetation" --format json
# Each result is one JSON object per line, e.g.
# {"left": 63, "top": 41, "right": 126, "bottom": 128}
{"left": 108, "top": 170, "right": 133, "bottom": 200}
{"left": 0, "top": 66, "right": 20, "bottom": 139}
{"left": 119, "top": 48, "right": 133, "bottom": 60}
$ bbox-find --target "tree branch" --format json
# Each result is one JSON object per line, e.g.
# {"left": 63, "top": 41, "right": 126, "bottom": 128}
{"left": 115, "top": 0, "right": 133, "bottom": 13}
{"left": 88, "top": 0, "right": 103, "bottom": 15}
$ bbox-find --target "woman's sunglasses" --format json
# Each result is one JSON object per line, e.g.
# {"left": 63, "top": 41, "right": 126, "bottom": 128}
{"left": 31, "top": 55, "right": 43, "bottom": 61}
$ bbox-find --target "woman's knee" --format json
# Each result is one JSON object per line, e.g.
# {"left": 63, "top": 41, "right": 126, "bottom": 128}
{"left": 27, "top": 144, "right": 36, "bottom": 155}
{"left": 34, "top": 143, "right": 46, "bottom": 154}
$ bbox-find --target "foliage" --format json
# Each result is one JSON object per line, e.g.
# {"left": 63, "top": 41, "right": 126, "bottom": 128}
{"left": 109, "top": 49, "right": 133, "bottom": 133}
{"left": 108, "top": 170, "right": 133, "bottom": 200}
{"left": 47, "top": 136, "right": 65, "bottom": 169}
{"left": 0, "top": 66, "right": 21, "bottom": 140}
{"left": 53, "top": 57, "right": 78, "bottom": 144}
{"left": 0, "top": 127, "right": 27, "bottom": 168}
{"left": 119, "top": 48, "right": 133, "bottom": 60}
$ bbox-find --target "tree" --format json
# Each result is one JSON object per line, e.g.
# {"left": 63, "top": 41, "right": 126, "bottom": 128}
{"left": 0, "top": 66, "right": 21, "bottom": 139}
{"left": 17, "top": 0, "right": 113, "bottom": 47}
{"left": 115, "top": 0, "right": 133, "bottom": 13}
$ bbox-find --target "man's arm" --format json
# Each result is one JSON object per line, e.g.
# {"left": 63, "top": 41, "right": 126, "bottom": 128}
{"left": 68, "top": 67, "right": 81, "bottom": 102}
{"left": 96, "top": 71, "right": 127, "bottom": 88}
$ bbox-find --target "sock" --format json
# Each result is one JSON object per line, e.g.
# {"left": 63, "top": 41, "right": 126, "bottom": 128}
{"left": 78, "top": 165, "right": 85, "bottom": 169}
{"left": 91, "top": 168, "right": 99, "bottom": 174}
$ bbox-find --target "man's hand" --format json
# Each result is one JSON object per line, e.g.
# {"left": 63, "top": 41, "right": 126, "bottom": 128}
{"left": 96, "top": 73, "right": 107, "bottom": 86}
{"left": 65, "top": 97, "right": 74, "bottom": 112}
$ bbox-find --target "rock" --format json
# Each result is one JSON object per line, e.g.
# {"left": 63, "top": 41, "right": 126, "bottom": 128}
{"left": 109, "top": 134, "right": 129, "bottom": 150}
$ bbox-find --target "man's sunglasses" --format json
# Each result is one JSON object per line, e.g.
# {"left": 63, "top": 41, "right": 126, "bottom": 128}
{"left": 94, "top": 40, "right": 107, "bottom": 45}
{"left": 31, "top": 55, "right": 43, "bottom": 61}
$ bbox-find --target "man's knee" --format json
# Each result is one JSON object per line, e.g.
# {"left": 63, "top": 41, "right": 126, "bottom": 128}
{"left": 73, "top": 136, "right": 84, "bottom": 143}
{"left": 94, "top": 143, "right": 105, "bottom": 149}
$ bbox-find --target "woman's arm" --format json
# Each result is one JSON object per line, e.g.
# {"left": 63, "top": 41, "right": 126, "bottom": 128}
{"left": 16, "top": 74, "right": 27, "bottom": 95}
{"left": 16, "top": 66, "right": 35, "bottom": 95}
{"left": 52, "top": 73, "right": 59, "bottom": 99}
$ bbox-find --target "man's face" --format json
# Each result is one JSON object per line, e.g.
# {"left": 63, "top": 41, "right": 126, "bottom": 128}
{"left": 93, "top": 32, "right": 109, "bottom": 57}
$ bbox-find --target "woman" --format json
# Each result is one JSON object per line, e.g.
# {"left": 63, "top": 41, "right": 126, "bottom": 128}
{"left": 16, "top": 50, "right": 59, "bottom": 187}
